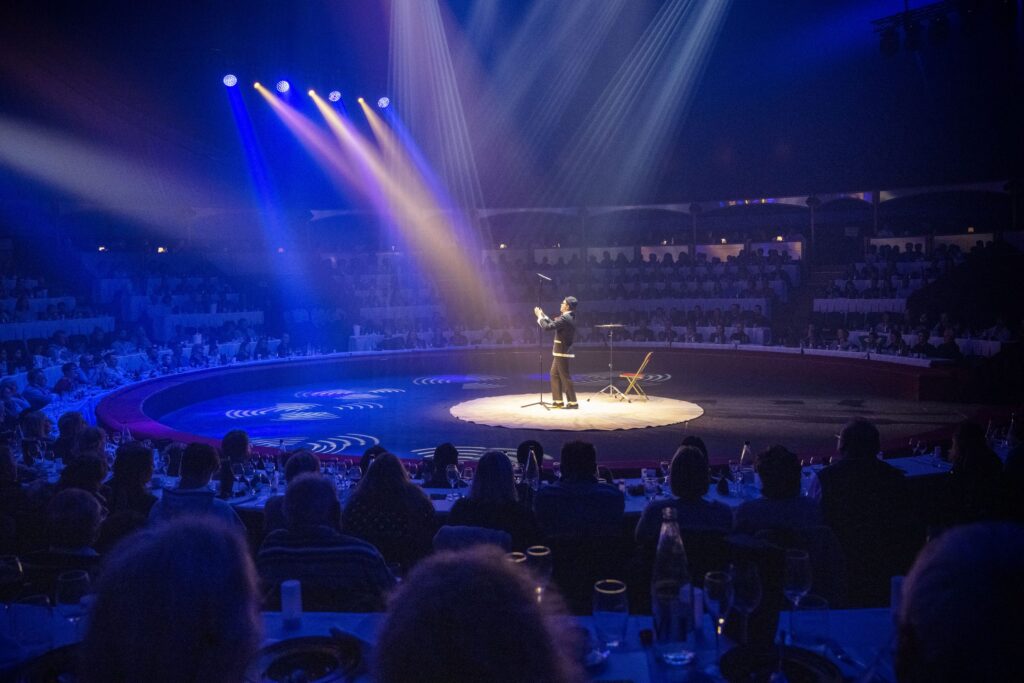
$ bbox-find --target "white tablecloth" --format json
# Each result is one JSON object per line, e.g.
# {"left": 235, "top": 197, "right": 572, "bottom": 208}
{"left": 849, "top": 330, "right": 1002, "bottom": 357}
{"left": 813, "top": 298, "right": 906, "bottom": 314}
{"left": 151, "top": 311, "right": 264, "bottom": 341}
{"left": 0, "top": 296, "right": 76, "bottom": 314}
{"left": 0, "top": 317, "right": 115, "bottom": 342}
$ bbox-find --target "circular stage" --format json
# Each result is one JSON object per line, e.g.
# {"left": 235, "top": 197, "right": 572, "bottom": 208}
{"left": 95, "top": 347, "right": 988, "bottom": 467}
{"left": 450, "top": 393, "right": 704, "bottom": 431}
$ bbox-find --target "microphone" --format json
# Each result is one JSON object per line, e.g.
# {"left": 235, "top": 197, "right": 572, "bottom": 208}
{"left": 535, "top": 272, "right": 552, "bottom": 281}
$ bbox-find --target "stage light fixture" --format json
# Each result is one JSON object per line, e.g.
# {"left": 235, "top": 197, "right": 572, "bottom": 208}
{"left": 377, "top": 97, "right": 390, "bottom": 109}
{"left": 357, "top": 97, "right": 365, "bottom": 103}
{"left": 775, "top": 235, "right": 784, "bottom": 242}
{"left": 328, "top": 91, "right": 341, "bottom": 102}
{"left": 276, "top": 80, "right": 290, "bottom": 93}
{"left": 97, "top": 245, "right": 107, "bottom": 252}
{"left": 156, "top": 246, "right": 168, "bottom": 254}
{"left": 308, "top": 89, "right": 316, "bottom": 96}
{"left": 223, "top": 74, "right": 238, "bottom": 87}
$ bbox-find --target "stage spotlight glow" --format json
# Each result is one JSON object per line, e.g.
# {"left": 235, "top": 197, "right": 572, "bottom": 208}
{"left": 223, "top": 74, "right": 238, "bottom": 87}
{"left": 156, "top": 246, "right": 168, "bottom": 254}
{"left": 254, "top": 82, "right": 261, "bottom": 89}
{"left": 277, "top": 246, "right": 286, "bottom": 253}
{"left": 720, "top": 238, "right": 727, "bottom": 244}
{"left": 308, "top": 89, "right": 315, "bottom": 96}
{"left": 775, "top": 235, "right": 784, "bottom": 242}
{"left": 357, "top": 97, "right": 365, "bottom": 103}
{"left": 377, "top": 97, "right": 390, "bottom": 109}
{"left": 276, "top": 80, "right": 290, "bottom": 93}
{"left": 97, "top": 245, "right": 107, "bottom": 252}
{"left": 328, "top": 91, "right": 341, "bottom": 102}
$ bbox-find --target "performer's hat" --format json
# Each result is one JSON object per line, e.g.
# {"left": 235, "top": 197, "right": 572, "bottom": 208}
{"left": 563, "top": 296, "right": 578, "bottom": 310}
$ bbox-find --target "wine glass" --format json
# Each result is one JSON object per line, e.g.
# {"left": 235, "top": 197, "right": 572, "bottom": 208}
{"left": 445, "top": 464, "right": 460, "bottom": 500}
{"left": 593, "top": 579, "right": 629, "bottom": 649}
{"left": 703, "top": 571, "right": 734, "bottom": 658}
{"left": 730, "top": 562, "right": 762, "bottom": 645}
{"left": 461, "top": 466, "right": 474, "bottom": 487}
{"left": 659, "top": 460, "right": 671, "bottom": 482}
{"left": 784, "top": 549, "right": 813, "bottom": 634}
{"left": 56, "top": 570, "right": 91, "bottom": 642}
{"left": 0, "top": 555, "right": 24, "bottom": 604}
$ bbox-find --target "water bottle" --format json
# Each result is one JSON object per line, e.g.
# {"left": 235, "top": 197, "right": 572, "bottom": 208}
{"left": 651, "top": 507, "right": 696, "bottom": 665}
{"left": 739, "top": 440, "right": 752, "bottom": 467}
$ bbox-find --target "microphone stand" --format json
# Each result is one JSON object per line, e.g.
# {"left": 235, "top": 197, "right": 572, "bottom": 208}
{"left": 521, "top": 272, "right": 551, "bottom": 410}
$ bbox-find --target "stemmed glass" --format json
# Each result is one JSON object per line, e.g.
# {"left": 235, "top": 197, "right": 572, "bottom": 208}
{"left": 445, "top": 464, "right": 460, "bottom": 500}
{"left": 703, "top": 571, "right": 734, "bottom": 658}
{"left": 0, "top": 555, "right": 24, "bottom": 604}
{"left": 783, "top": 549, "right": 813, "bottom": 635}
{"left": 56, "top": 570, "right": 91, "bottom": 640}
{"left": 659, "top": 460, "right": 671, "bottom": 482}
{"left": 730, "top": 562, "right": 762, "bottom": 646}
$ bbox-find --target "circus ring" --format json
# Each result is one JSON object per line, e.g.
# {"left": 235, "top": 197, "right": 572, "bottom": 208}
{"left": 94, "top": 345, "right": 978, "bottom": 469}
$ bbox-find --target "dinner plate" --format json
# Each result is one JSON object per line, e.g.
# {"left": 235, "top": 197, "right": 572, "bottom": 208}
{"left": 247, "top": 632, "right": 368, "bottom": 683}
{"left": 719, "top": 644, "right": 843, "bottom": 683}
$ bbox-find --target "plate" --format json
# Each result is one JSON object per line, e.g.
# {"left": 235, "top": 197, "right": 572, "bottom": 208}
{"left": 719, "top": 645, "right": 843, "bottom": 683}
{"left": 247, "top": 633, "right": 368, "bottom": 683}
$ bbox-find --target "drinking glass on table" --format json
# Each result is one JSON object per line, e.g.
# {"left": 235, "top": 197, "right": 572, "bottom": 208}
{"left": 730, "top": 561, "right": 762, "bottom": 645}
{"left": 783, "top": 549, "right": 812, "bottom": 617}
{"left": 526, "top": 545, "right": 553, "bottom": 591}
{"left": 703, "top": 571, "right": 734, "bottom": 658}
{"left": 461, "top": 466, "right": 474, "bottom": 487}
{"left": 593, "top": 580, "right": 629, "bottom": 649}
{"left": 445, "top": 464, "right": 460, "bottom": 500}
{"left": 659, "top": 460, "right": 671, "bottom": 482}
{"left": 56, "top": 570, "right": 91, "bottom": 640}
{"left": 642, "top": 469, "right": 659, "bottom": 500}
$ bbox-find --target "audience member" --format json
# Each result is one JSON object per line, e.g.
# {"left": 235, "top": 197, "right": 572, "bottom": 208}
{"left": 21, "top": 489, "right": 103, "bottom": 595}
{"left": 107, "top": 441, "right": 157, "bottom": 517}
{"left": 263, "top": 450, "right": 321, "bottom": 534}
{"left": 374, "top": 546, "right": 585, "bottom": 683}
{"left": 448, "top": 450, "right": 540, "bottom": 550}
{"left": 423, "top": 442, "right": 466, "bottom": 488}
{"left": 811, "top": 418, "right": 915, "bottom": 606}
{"left": 80, "top": 518, "right": 263, "bottom": 683}
{"left": 342, "top": 451, "right": 436, "bottom": 571}
{"left": 635, "top": 445, "right": 732, "bottom": 543}
{"left": 52, "top": 411, "right": 86, "bottom": 461}
{"left": 218, "top": 429, "right": 251, "bottom": 498}
{"left": 896, "top": 523, "right": 1024, "bottom": 683}
{"left": 734, "top": 445, "right": 823, "bottom": 534}
{"left": 257, "top": 473, "right": 395, "bottom": 611}
{"left": 149, "top": 442, "right": 243, "bottom": 529}
{"left": 932, "top": 421, "right": 1008, "bottom": 530}
{"left": 533, "top": 440, "right": 624, "bottom": 538}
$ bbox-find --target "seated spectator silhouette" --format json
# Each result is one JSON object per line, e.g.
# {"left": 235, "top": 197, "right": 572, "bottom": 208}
{"left": 217, "top": 429, "right": 251, "bottom": 499}
{"left": 896, "top": 523, "right": 1024, "bottom": 683}
{"left": 1005, "top": 418, "right": 1024, "bottom": 523}
{"left": 734, "top": 445, "right": 822, "bottom": 535}
{"left": 359, "top": 443, "right": 387, "bottom": 476}
{"left": 263, "top": 450, "right": 321, "bottom": 534}
{"left": 422, "top": 442, "right": 466, "bottom": 488}
{"left": 257, "top": 473, "right": 394, "bottom": 612}
{"left": 0, "top": 444, "right": 27, "bottom": 552}
{"left": 932, "top": 421, "right": 1008, "bottom": 531}
{"left": 374, "top": 546, "right": 584, "bottom": 683}
{"left": 449, "top": 450, "right": 540, "bottom": 551}
{"left": 97, "top": 441, "right": 158, "bottom": 552}
{"left": 149, "top": 443, "right": 243, "bottom": 529}
{"left": 56, "top": 453, "right": 111, "bottom": 512}
{"left": 533, "top": 440, "right": 624, "bottom": 538}
{"left": 21, "top": 369, "right": 54, "bottom": 411}
{"left": 80, "top": 518, "right": 263, "bottom": 683}
{"left": 342, "top": 451, "right": 436, "bottom": 572}
{"left": 635, "top": 445, "right": 732, "bottom": 543}
{"left": 52, "top": 411, "right": 86, "bottom": 462}
{"left": 932, "top": 328, "right": 962, "bottom": 361}
{"left": 811, "top": 418, "right": 914, "bottom": 606}
{"left": 22, "top": 489, "right": 102, "bottom": 595}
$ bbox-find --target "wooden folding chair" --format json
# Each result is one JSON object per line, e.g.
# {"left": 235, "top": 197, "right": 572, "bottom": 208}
{"left": 619, "top": 352, "right": 653, "bottom": 402}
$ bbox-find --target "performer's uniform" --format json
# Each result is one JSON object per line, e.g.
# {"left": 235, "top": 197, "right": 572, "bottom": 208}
{"left": 537, "top": 311, "right": 577, "bottom": 407}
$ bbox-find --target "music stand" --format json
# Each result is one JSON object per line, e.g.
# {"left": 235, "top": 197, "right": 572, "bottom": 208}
{"left": 521, "top": 273, "right": 552, "bottom": 410}
{"left": 588, "top": 323, "right": 626, "bottom": 401}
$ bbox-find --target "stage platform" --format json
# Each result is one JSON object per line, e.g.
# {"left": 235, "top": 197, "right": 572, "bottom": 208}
{"left": 95, "top": 346, "right": 984, "bottom": 468}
